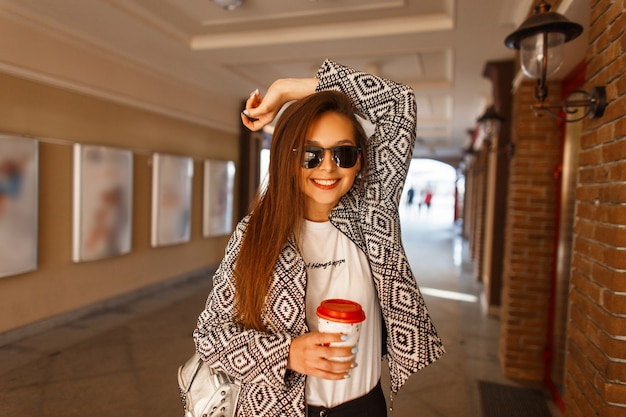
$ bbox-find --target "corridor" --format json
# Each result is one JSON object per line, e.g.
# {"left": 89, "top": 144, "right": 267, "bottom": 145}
{"left": 0, "top": 198, "right": 558, "bottom": 417}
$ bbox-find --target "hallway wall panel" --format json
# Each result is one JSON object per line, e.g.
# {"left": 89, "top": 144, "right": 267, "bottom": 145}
{"left": 0, "top": 72, "right": 238, "bottom": 335}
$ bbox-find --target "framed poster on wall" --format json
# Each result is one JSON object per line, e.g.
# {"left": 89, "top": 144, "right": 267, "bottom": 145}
{"left": 203, "top": 160, "right": 235, "bottom": 237}
{"left": 0, "top": 134, "right": 39, "bottom": 278}
{"left": 72, "top": 144, "right": 133, "bottom": 262}
{"left": 151, "top": 153, "right": 193, "bottom": 247}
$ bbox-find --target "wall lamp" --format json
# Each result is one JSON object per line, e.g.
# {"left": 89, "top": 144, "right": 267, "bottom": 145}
{"left": 463, "top": 128, "right": 477, "bottom": 156}
{"left": 477, "top": 106, "right": 515, "bottom": 158}
{"left": 504, "top": 1, "right": 607, "bottom": 122}
{"left": 477, "top": 106, "right": 505, "bottom": 139}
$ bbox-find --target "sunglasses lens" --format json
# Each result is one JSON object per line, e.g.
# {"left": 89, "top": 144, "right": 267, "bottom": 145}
{"left": 333, "top": 146, "right": 359, "bottom": 168}
{"left": 303, "top": 147, "right": 323, "bottom": 168}
{"left": 301, "top": 146, "right": 360, "bottom": 168}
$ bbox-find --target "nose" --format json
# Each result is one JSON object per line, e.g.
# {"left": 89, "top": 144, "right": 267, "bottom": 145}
{"left": 318, "top": 148, "right": 336, "bottom": 171}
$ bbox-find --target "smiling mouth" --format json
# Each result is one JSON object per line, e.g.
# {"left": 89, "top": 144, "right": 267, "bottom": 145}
{"left": 312, "top": 178, "right": 339, "bottom": 187}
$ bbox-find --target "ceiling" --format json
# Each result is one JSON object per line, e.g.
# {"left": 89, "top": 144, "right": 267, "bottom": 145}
{"left": 0, "top": 0, "right": 589, "bottom": 161}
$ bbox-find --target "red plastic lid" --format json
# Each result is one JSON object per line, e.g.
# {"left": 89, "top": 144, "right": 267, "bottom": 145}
{"left": 316, "top": 299, "right": 366, "bottom": 323}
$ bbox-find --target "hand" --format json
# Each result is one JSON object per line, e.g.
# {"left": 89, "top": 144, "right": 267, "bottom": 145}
{"left": 287, "top": 332, "right": 357, "bottom": 380}
{"left": 241, "top": 78, "right": 319, "bottom": 131}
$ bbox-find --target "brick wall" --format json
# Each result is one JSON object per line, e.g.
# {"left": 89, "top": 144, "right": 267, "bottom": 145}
{"left": 499, "top": 79, "right": 563, "bottom": 380}
{"left": 563, "top": 0, "right": 626, "bottom": 415}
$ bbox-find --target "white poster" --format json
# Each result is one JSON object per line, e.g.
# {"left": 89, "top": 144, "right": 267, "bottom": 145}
{"left": 0, "top": 134, "right": 38, "bottom": 278}
{"left": 72, "top": 144, "right": 133, "bottom": 262}
{"left": 151, "top": 153, "right": 193, "bottom": 247}
{"left": 203, "top": 160, "right": 235, "bottom": 237}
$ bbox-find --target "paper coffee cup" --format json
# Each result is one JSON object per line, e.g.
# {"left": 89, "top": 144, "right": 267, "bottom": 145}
{"left": 316, "top": 299, "right": 366, "bottom": 362}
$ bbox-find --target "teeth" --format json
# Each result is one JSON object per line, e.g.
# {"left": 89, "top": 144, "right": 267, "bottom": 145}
{"left": 313, "top": 179, "right": 337, "bottom": 186}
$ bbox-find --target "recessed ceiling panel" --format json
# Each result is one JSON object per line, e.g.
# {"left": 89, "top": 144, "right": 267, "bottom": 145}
{"left": 0, "top": 0, "right": 522, "bottom": 162}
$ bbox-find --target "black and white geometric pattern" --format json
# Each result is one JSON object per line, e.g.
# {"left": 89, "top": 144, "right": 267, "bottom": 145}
{"left": 194, "top": 60, "right": 445, "bottom": 417}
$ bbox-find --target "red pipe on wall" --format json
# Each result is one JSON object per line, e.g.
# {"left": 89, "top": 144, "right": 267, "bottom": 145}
{"left": 546, "top": 148, "right": 565, "bottom": 414}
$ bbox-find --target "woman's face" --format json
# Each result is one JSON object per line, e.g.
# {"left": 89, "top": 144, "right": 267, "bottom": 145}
{"left": 299, "top": 112, "right": 361, "bottom": 222}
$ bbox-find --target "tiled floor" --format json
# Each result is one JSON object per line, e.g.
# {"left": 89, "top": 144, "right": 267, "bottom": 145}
{"left": 0, "top": 202, "right": 559, "bottom": 416}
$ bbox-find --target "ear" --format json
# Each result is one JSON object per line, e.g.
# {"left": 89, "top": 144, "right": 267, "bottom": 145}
{"left": 356, "top": 150, "right": 363, "bottom": 172}
{"left": 351, "top": 155, "right": 362, "bottom": 183}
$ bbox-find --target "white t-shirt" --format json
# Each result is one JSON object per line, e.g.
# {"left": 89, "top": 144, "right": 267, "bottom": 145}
{"left": 301, "top": 220, "right": 381, "bottom": 408}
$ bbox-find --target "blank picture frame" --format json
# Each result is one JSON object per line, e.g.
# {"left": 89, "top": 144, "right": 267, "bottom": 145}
{"left": 72, "top": 144, "right": 133, "bottom": 262}
{"left": 0, "top": 134, "right": 39, "bottom": 278}
{"left": 203, "top": 160, "right": 235, "bottom": 237}
{"left": 151, "top": 153, "right": 193, "bottom": 247}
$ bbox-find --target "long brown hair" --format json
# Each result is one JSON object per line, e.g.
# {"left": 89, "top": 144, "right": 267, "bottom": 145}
{"left": 234, "top": 90, "right": 369, "bottom": 331}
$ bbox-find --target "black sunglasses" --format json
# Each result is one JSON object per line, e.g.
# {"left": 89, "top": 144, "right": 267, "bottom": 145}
{"left": 295, "top": 145, "right": 361, "bottom": 169}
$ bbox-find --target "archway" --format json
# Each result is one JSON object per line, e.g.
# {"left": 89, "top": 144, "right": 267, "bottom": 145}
{"left": 401, "top": 158, "right": 457, "bottom": 227}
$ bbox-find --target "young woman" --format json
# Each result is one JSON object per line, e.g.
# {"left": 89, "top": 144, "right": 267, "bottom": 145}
{"left": 193, "top": 60, "right": 444, "bottom": 417}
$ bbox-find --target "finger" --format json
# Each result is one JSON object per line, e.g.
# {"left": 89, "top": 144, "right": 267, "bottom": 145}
{"left": 317, "top": 370, "right": 352, "bottom": 380}
{"left": 316, "top": 332, "right": 345, "bottom": 346}
{"left": 240, "top": 113, "right": 258, "bottom": 131}
{"left": 321, "top": 357, "right": 355, "bottom": 372}
{"left": 242, "top": 109, "right": 259, "bottom": 122}
{"left": 325, "top": 345, "right": 357, "bottom": 359}
{"left": 241, "top": 111, "right": 268, "bottom": 132}
{"left": 241, "top": 88, "right": 263, "bottom": 129}
{"left": 313, "top": 358, "right": 356, "bottom": 380}
{"left": 249, "top": 88, "right": 261, "bottom": 107}
{"left": 244, "top": 89, "right": 261, "bottom": 115}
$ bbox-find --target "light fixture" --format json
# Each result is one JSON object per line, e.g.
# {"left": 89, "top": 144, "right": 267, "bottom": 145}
{"left": 476, "top": 107, "right": 515, "bottom": 157}
{"left": 477, "top": 106, "right": 505, "bottom": 138}
{"left": 212, "top": 0, "right": 243, "bottom": 10}
{"left": 505, "top": 1, "right": 607, "bottom": 122}
{"left": 463, "top": 128, "right": 477, "bottom": 156}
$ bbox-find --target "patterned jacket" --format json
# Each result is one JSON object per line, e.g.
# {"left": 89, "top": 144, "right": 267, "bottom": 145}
{"left": 194, "top": 60, "right": 445, "bottom": 417}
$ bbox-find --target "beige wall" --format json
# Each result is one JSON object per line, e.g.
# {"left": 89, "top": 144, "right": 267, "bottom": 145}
{"left": 0, "top": 72, "right": 238, "bottom": 333}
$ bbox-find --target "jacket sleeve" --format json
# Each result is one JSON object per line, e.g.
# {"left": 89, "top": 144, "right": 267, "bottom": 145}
{"left": 315, "top": 59, "right": 417, "bottom": 209}
{"left": 193, "top": 218, "right": 293, "bottom": 390}
{"left": 316, "top": 61, "right": 445, "bottom": 392}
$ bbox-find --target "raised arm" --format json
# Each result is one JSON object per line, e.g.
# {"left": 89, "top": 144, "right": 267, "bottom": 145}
{"left": 315, "top": 60, "right": 417, "bottom": 207}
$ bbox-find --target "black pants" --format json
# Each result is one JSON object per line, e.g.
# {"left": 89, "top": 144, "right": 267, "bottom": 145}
{"left": 307, "top": 380, "right": 387, "bottom": 417}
